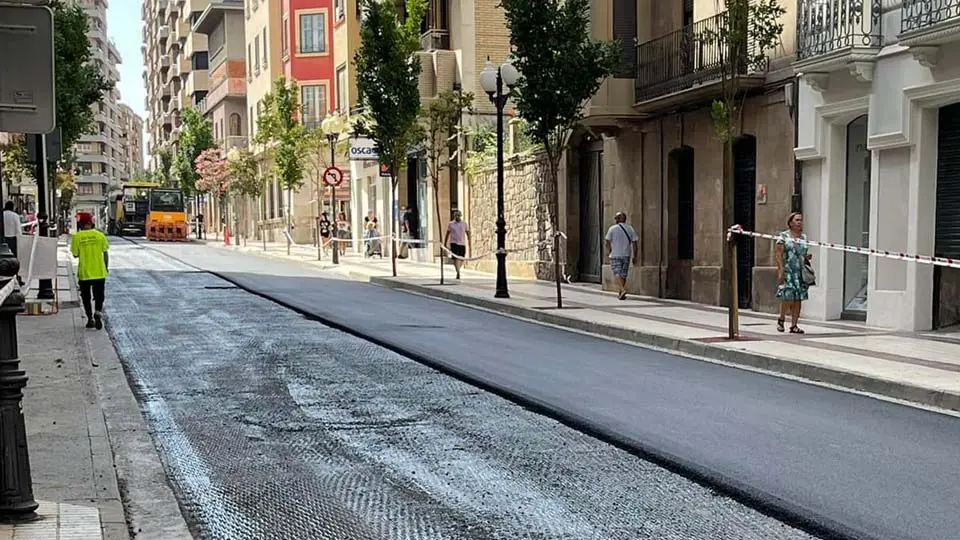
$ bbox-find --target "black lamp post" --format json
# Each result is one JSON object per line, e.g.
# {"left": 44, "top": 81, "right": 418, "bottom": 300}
{"left": 0, "top": 153, "right": 39, "bottom": 521}
{"left": 321, "top": 113, "right": 346, "bottom": 265}
{"left": 480, "top": 57, "right": 520, "bottom": 299}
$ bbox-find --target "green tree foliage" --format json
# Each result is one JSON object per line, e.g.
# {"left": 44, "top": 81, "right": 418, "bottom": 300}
{"left": 500, "top": 0, "right": 620, "bottom": 306}
{"left": 0, "top": 135, "right": 32, "bottom": 192}
{"left": 154, "top": 147, "right": 174, "bottom": 186}
{"left": 174, "top": 108, "right": 215, "bottom": 196}
{"left": 227, "top": 148, "right": 263, "bottom": 198}
{"left": 254, "top": 77, "right": 307, "bottom": 191}
{"left": 50, "top": 0, "right": 114, "bottom": 151}
{"left": 422, "top": 90, "right": 473, "bottom": 283}
{"left": 355, "top": 0, "right": 427, "bottom": 274}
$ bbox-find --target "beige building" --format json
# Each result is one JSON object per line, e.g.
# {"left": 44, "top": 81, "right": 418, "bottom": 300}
{"left": 73, "top": 0, "right": 126, "bottom": 225}
{"left": 117, "top": 105, "right": 145, "bottom": 180}
{"left": 142, "top": 0, "right": 211, "bottom": 171}
{"left": 511, "top": 0, "right": 799, "bottom": 313}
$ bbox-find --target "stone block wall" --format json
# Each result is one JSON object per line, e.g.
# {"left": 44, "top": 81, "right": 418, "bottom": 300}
{"left": 465, "top": 152, "right": 557, "bottom": 279}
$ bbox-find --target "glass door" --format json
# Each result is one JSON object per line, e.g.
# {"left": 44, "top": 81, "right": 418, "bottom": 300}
{"left": 843, "top": 115, "right": 870, "bottom": 317}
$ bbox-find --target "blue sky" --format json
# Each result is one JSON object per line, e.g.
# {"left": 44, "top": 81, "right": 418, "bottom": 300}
{"left": 106, "top": 1, "right": 146, "bottom": 162}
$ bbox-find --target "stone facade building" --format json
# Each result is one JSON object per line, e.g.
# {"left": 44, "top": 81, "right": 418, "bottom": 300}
{"left": 547, "top": 0, "right": 799, "bottom": 314}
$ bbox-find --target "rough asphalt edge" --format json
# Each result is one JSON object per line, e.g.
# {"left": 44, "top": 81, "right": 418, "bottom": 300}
{"left": 60, "top": 247, "right": 195, "bottom": 540}
{"left": 370, "top": 277, "right": 960, "bottom": 415}
{"left": 136, "top": 240, "right": 868, "bottom": 540}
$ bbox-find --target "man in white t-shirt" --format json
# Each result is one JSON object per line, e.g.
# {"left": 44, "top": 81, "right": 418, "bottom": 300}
{"left": 605, "top": 211, "right": 638, "bottom": 300}
{"left": 444, "top": 210, "right": 470, "bottom": 279}
{"left": 2, "top": 201, "right": 24, "bottom": 286}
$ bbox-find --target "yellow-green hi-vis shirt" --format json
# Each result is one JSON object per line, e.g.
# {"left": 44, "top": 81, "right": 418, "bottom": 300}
{"left": 71, "top": 229, "right": 109, "bottom": 281}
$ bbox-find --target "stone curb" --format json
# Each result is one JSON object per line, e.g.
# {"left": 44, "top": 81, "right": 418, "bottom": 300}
{"left": 370, "top": 276, "right": 960, "bottom": 414}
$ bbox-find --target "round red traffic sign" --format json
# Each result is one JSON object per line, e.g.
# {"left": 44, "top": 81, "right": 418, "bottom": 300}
{"left": 323, "top": 166, "right": 344, "bottom": 187}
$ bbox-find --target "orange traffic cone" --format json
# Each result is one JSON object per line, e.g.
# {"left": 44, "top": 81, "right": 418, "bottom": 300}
{"left": 224, "top": 226, "right": 231, "bottom": 246}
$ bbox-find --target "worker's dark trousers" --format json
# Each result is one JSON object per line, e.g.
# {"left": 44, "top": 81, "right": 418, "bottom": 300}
{"left": 79, "top": 279, "right": 106, "bottom": 319}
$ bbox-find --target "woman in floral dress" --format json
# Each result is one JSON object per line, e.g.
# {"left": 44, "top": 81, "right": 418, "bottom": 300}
{"left": 776, "top": 212, "right": 812, "bottom": 334}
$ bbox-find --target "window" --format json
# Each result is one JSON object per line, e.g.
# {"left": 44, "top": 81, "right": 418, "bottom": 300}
{"left": 254, "top": 34, "right": 260, "bottom": 73}
{"left": 300, "top": 85, "right": 327, "bottom": 124}
{"left": 335, "top": 65, "right": 347, "bottom": 112}
{"left": 334, "top": 0, "right": 344, "bottom": 20}
{"left": 192, "top": 51, "right": 209, "bottom": 70}
{"left": 281, "top": 18, "right": 289, "bottom": 57}
{"left": 298, "top": 13, "right": 326, "bottom": 53}
{"left": 262, "top": 28, "right": 268, "bottom": 67}
{"left": 229, "top": 113, "right": 241, "bottom": 136}
{"left": 247, "top": 44, "right": 252, "bottom": 79}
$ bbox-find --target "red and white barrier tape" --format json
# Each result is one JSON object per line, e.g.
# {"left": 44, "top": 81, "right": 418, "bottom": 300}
{"left": 727, "top": 225, "right": 960, "bottom": 270}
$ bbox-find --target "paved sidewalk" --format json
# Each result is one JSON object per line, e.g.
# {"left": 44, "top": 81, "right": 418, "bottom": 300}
{"left": 202, "top": 238, "right": 960, "bottom": 413}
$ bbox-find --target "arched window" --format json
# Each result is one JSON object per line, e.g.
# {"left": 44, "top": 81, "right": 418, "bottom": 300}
{"left": 229, "top": 113, "right": 242, "bottom": 136}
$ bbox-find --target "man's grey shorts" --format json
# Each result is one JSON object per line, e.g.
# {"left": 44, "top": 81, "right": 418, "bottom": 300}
{"left": 610, "top": 256, "right": 630, "bottom": 278}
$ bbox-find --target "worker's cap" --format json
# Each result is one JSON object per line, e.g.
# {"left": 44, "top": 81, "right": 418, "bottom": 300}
{"left": 77, "top": 212, "right": 94, "bottom": 225}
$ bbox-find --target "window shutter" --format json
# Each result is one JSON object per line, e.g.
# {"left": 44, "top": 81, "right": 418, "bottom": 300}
{"left": 612, "top": 0, "right": 636, "bottom": 78}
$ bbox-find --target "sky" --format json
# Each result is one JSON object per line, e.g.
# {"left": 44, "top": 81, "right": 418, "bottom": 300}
{"left": 106, "top": 1, "right": 147, "bottom": 165}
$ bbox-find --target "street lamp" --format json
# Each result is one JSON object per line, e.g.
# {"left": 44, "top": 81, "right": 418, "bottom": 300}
{"left": 480, "top": 56, "right": 520, "bottom": 299}
{"left": 321, "top": 112, "right": 345, "bottom": 264}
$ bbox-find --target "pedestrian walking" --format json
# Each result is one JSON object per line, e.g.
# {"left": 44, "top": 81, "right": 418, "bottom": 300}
{"left": 776, "top": 212, "right": 813, "bottom": 334}
{"left": 3, "top": 201, "right": 24, "bottom": 286}
{"left": 318, "top": 212, "right": 332, "bottom": 254}
{"left": 605, "top": 211, "right": 638, "bottom": 300}
{"left": 444, "top": 210, "right": 470, "bottom": 280}
{"left": 71, "top": 212, "right": 109, "bottom": 330}
{"left": 336, "top": 211, "right": 350, "bottom": 256}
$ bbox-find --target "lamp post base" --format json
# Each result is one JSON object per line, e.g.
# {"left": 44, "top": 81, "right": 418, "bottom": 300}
{"left": 494, "top": 251, "right": 510, "bottom": 299}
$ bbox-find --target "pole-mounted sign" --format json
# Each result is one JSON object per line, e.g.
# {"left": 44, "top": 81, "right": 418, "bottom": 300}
{"left": 0, "top": 4, "right": 55, "bottom": 134}
{"left": 323, "top": 166, "right": 344, "bottom": 187}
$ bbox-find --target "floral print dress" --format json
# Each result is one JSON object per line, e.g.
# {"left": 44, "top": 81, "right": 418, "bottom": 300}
{"left": 776, "top": 230, "right": 809, "bottom": 301}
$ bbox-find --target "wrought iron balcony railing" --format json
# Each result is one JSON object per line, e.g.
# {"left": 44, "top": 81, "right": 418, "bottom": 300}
{"left": 419, "top": 28, "right": 450, "bottom": 51}
{"left": 796, "top": 0, "right": 882, "bottom": 61}
{"left": 902, "top": 0, "right": 960, "bottom": 34}
{"left": 635, "top": 10, "right": 763, "bottom": 103}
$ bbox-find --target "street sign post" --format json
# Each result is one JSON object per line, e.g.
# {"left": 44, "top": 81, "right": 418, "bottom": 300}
{"left": 323, "top": 166, "right": 344, "bottom": 187}
{"left": 0, "top": 5, "right": 55, "bottom": 134}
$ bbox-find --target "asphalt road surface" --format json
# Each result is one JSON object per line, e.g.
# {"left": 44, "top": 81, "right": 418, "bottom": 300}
{"left": 108, "top": 240, "right": 960, "bottom": 540}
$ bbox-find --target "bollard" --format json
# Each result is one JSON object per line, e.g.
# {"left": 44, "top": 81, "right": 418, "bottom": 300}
{"left": 727, "top": 230, "right": 740, "bottom": 340}
{"left": 0, "top": 244, "right": 38, "bottom": 521}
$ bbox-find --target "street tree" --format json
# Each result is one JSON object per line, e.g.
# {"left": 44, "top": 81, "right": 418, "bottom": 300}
{"left": 354, "top": 0, "right": 427, "bottom": 276}
{"left": 303, "top": 124, "right": 349, "bottom": 240}
{"left": 254, "top": 76, "right": 307, "bottom": 254}
{"left": 174, "top": 108, "right": 215, "bottom": 197}
{"left": 422, "top": 89, "right": 474, "bottom": 284}
{"left": 501, "top": 0, "right": 620, "bottom": 307}
{"left": 155, "top": 148, "right": 175, "bottom": 186}
{"left": 227, "top": 147, "right": 263, "bottom": 239}
{"left": 698, "top": 0, "right": 784, "bottom": 300}
{"left": 195, "top": 147, "right": 232, "bottom": 234}
{"left": 50, "top": 0, "right": 114, "bottom": 152}
{"left": 0, "top": 135, "right": 31, "bottom": 194}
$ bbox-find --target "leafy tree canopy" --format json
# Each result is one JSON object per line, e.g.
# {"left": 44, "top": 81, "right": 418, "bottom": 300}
{"left": 423, "top": 90, "right": 474, "bottom": 180}
{"left": 354, "top": 0, "right": 427, "bottom": 177}
{"left": 174, "top": 108, "right": 214, "bottom": 196}
{"left": 226, "top": 148, "right": 263, "bottom": 198}
{"left": 195, "top": 148, "right": 231, "bottom": 194}
{"left": 254, "top": 77, "right": 307, "bottom": 191}
{"left": 500, "top": 0, "right": 619, "bottom": 165}
{"left": 50, "top": 0, "right": 114, "bottom": 151}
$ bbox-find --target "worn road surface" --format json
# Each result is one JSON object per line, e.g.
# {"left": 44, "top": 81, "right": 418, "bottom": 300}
{"left": 109, "top": 240, "right": 960, "bottom": 540}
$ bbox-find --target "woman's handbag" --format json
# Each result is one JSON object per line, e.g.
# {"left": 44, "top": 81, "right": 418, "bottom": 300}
{"left": 802, "top": 260, "right": 817, "bottom": 286}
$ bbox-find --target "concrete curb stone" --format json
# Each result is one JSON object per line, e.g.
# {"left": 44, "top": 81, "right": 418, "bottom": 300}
{"left": 371, "top": 276, "right": 960, "bottom": 414}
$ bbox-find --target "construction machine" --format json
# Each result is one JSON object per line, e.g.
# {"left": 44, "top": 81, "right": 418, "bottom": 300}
{"left": 109, "top": 181, "right": 156, "bottom": 236}
{"left": 145, "top": 187, "right": 189, "bottom": 241}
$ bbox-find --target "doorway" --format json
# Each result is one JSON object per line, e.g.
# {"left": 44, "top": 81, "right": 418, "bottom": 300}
{"left": 842, "top": 115, "right": 870, "bottom": 320}
{"left": 733, "top": 135, "right": 756, "bottom": 309}
{"left": 578, "top": 140, "right": 603, "bottom": 282}
{"left": 934, "top": 104, "right": 960, "bottom": 328}
{"left": 666, "top": 146, "right": 694, "bottom": 300}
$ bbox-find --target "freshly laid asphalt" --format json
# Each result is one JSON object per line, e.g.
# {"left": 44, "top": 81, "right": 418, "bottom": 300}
{"left": 127, "top": 240, "right": 960, "bottom": 540}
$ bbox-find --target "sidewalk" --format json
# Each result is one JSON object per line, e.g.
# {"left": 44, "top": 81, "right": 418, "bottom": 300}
{"left": 205, "top": 238, "right": 960, "bottom": 414}
{"left": 0, "top": 247, "right": 192, "bottom": 539}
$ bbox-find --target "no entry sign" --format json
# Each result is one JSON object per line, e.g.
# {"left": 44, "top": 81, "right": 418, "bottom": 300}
{"left": 323, "top": 166, "right": 344, "bottom": 187}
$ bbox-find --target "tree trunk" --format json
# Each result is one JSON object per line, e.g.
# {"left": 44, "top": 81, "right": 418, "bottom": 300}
{"left": 433, "top": 178, "right": 444, "bottom": 285}
{"left": 546, "top": 148, "right": 564, "bottom": 309}
{"left": 721, "top": 137, "right": 736, "bottom": 307}
{"left": 286, "top": 187, "right": 292, "bottom": 256}
{"left": 391, "top": 167, "right": 398, "bottom": 277}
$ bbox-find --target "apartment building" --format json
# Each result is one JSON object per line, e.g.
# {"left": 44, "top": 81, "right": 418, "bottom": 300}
{"left": 142, "top": 0, "right": 211, "bottom": 171}
{"left": 792, "top": 1, "right": 960, "bottom": 331}
{"left": 117, "top": 104, "right": 145, "bottom": 179}
{"left": 74, "top": 0, "right": 126, "bottom": 225}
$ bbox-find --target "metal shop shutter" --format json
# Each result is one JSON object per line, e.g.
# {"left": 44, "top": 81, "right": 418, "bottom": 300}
{"left": 936, "top": 103, "right": 960, "bottom": 258}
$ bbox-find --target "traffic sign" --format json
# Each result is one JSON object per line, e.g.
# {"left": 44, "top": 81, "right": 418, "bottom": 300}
{"left": 379, "top": 163, "right": 392, "bottom": 178}
{"left": 0, "top": 5, "right": 55, "bottom": 134}
{"left": 323, "top": 166, "right": 344, "bottom": 187}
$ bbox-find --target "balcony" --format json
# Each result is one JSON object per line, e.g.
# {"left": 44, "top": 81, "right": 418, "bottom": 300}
{"left": 419, "top": 28, "right": 450, "bottom": 51}
{"left": 900, "top": 0, "right": 960, "bottom": 64}
{"left": 634, "top": 10, "right": 767, "bottom": 112}
{"left": 159, "top": 25, "right": 170, "bottom": 41}
{"left": 157, "top": 0, "right": 168, "bottom": 13}
{"left": 794, "top": 0, "right": 882, "bottom": 90}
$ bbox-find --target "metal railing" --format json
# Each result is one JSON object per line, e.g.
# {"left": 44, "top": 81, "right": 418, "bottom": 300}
{"left": 797, "top": 0, "right": 882, "bottom": 60}
{"left": 419, "top": 28, "right": 450, "bottom": 51}
{"left": 902, "top": 0, "right": 960, "bottom": 33}
{"left": 635, "top": 10, "right": 763, "bottom": 103}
